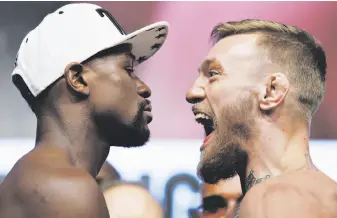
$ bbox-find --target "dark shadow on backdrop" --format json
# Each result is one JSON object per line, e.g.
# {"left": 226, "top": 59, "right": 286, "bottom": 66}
{"left": 0, "top": 1, "right": 70, "bottom": 138}
{"left": 0, "top": 1, "right": 69, "bottom": 57}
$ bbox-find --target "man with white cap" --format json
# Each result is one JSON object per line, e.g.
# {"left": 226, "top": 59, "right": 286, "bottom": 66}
{"left": 0, "top": 3, "right": 168, "bottom": 218}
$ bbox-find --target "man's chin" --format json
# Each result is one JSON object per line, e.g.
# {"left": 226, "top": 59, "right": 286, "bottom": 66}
{"left": 197, "top": 160, "right": 237, "bottom": 184}
{"left": 107, "top": 123, "right": 150, "bottom": 148}
{"left": 197, "top": 143, "right": 240, "bottom": 184}
{"left": 120, "top": 128, "right": 150, "bottom": 148}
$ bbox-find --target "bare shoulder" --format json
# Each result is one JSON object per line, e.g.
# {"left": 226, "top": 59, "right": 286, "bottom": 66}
{"left": 240, "top": 171, "right": 337, "bottom": 218}
{"left": 37, "top": 169, "right": 109, "bottom": 218}
{"left": 240, "top": 182, "right": 316, "bottom": 218}
{"left": 1, "top": 149, "right": 109, "bottom": 218}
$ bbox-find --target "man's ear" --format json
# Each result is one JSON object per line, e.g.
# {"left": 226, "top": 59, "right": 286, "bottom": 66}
{"left": 64, "top": 62, "right": 90, "bottom": 96}
{"left": 259, "top": 73, "right": 289, "bottom": 112}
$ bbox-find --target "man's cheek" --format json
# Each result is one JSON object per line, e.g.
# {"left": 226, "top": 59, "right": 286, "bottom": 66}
{"left": 207, "top": 86, "right": 227, "bottom": 106}
{"left": 210, "top": 91, "right": 238, "bottom": 110}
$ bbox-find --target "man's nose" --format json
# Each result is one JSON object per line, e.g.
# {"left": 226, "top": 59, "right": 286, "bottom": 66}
{"left": 136, "top": 79, "right": 151, "bottom": 98}
{"left": 186, "top": 81, "right": 206, "bottom": 104}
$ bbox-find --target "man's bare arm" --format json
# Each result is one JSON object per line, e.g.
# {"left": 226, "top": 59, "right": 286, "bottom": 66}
{"left": 239, "top": 184, "right": 317, "bottom": 218}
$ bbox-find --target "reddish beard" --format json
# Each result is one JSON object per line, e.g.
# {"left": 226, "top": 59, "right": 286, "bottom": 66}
{"left": 198, "top": 92, "right": 260, "bottom": 184}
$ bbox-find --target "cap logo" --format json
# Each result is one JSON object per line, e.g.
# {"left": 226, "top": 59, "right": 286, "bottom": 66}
{"left": 155, "top": 33, "right": 166, "bottom": 39}
{"left": 156, "top": 27, "right": 165, "bottom": 32}
{"left": 151, "top": 43, "right": 161, "bottom": 50}
{"left": 95, "top": 9, "right": 126, "bottom": 35}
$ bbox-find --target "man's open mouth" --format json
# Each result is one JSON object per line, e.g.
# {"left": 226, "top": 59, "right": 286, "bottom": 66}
{"left": 195, "top": 113, "right": 215, "bottom": 137}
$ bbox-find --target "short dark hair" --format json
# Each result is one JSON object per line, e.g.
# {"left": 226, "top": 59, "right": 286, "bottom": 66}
{"left": 211, "top": 19, "right": 327, "bottom": 118}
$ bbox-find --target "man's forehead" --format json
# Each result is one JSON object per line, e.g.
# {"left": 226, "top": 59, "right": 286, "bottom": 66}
{"left": 88, "top": 52, "right": 135, "bottom": 68}
{"left": 105, "top": 52, "right": 135, "bottom": 62}
{"left": 203, "top": 177, "right": 242, "bottom": 197}
{"left": 206, "top": 34, "right": 262, "bottom": 63}
{"left": 199, "top": 34, "right": 272, "bottom": 76}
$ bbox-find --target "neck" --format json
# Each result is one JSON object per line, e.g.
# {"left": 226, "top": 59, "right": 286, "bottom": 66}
{"left": 35, "top": 106, "right": 110, "bottom": 177}
{"left": 237, "top": 119, "right": 317, "bottom": 194}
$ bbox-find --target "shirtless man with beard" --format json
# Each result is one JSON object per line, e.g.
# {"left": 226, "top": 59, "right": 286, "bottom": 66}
{"left": 0, "top": 3, "right": 168, "bottom": 218}
{"left": 186, "top": 19, "right": 337, "bottom": 218}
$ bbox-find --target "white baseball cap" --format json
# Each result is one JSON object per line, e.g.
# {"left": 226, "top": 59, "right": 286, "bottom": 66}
{"left": 12, "top": 3, "right": 169, "bottom": 97}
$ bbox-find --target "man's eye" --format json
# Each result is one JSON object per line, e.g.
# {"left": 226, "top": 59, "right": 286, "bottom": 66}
{"left": 125, "top": 67, "right": 134, "bottom": 74}
{"left": 209, "top": 70, "right": 220, "bottom": 77}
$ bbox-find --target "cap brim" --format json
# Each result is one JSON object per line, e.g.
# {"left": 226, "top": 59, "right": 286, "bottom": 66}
{"left": 91, "top": 21, "right": 169, "bottom": 65}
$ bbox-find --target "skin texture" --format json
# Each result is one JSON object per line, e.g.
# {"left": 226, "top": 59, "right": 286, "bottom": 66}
{"left": 186, "top": 33, "right": 337, "bottom": 217}
{"left": 200, "top": 176, "right": 242, "bottom": 218}
{"left": 239, "top": 170, "right": 337, "bottom": 218}
{"left": 0, "top": 44, "right": 153, "bottom": 218}
{"left": 103, "top": 183, "right": 164, "bottom": 218}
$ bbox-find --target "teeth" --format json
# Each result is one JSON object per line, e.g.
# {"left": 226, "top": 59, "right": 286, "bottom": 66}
{"left": 195, "top": 113, "right": 212, "bottom": 120}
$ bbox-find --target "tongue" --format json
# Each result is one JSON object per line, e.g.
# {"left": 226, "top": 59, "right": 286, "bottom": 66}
{"left": 203, "top": 133, "right": 213, "bottom": 144}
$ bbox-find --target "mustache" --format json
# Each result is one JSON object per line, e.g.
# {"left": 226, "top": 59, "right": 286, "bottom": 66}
{"left": 139, "top": 99, "right": 151, "bottom": 111}
{"left": 192, "top": 103, "right": 214, "bottom": 116}
{"left": 131, "top": 99, "right": 151, "bottom": 125}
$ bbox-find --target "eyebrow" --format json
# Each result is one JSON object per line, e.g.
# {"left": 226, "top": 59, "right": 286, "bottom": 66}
{"left": 202, "top": 195, "right": 228, "bottom": 208}
{"left": 126, "top": 52, "right": 136, "bottom": 61}
{"left": 198, "top": 58, "right": 216, "bottom": 74}
{"left": 123, "top": 52, "right": 136, "bottom": 65}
